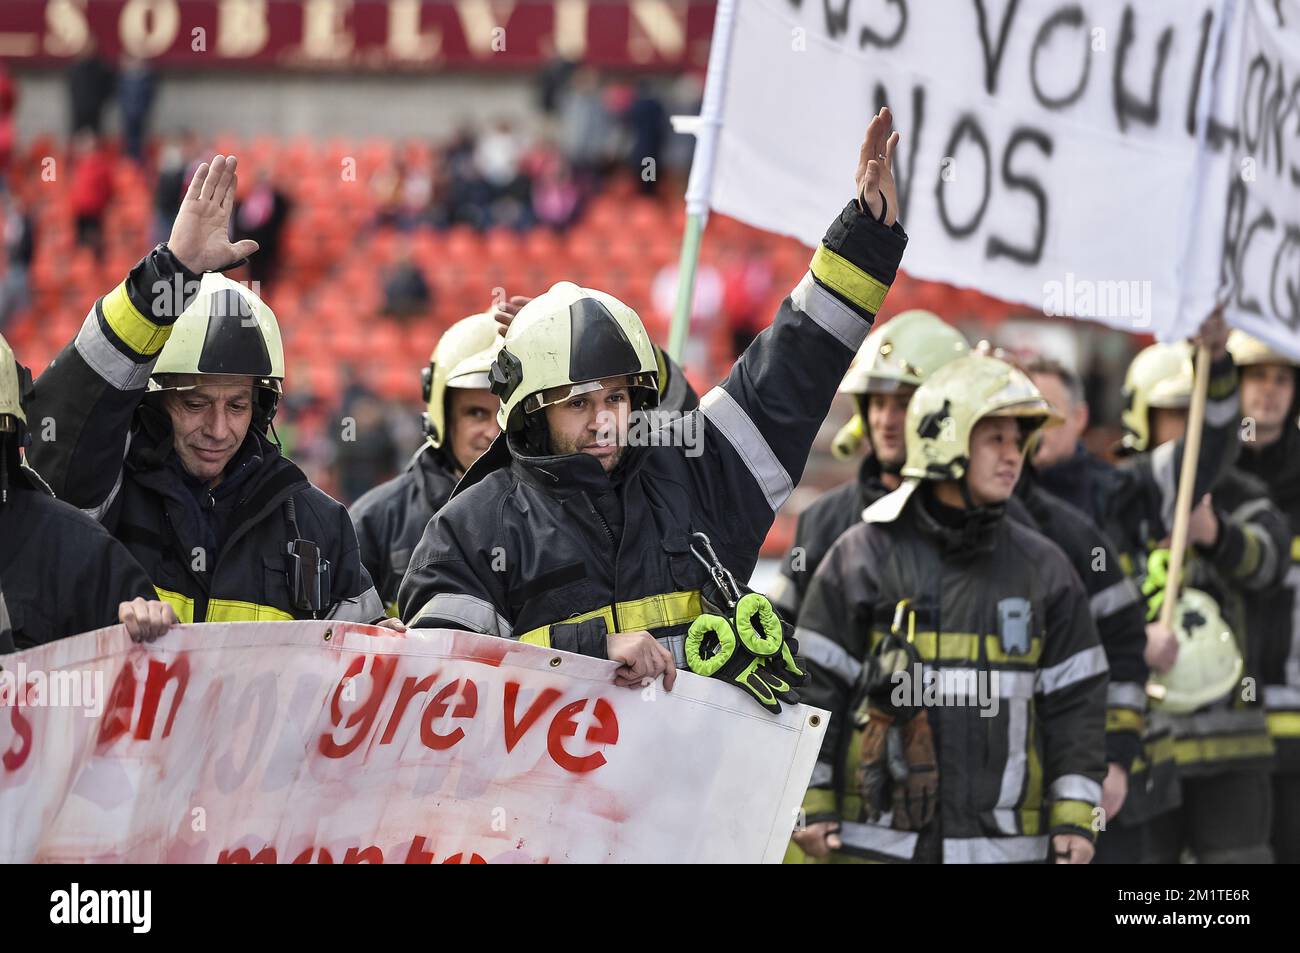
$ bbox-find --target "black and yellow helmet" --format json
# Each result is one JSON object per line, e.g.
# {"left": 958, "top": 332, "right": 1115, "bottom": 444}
{"left": 421, "top": 311, "right": 501, "bottom": 448}
{"left": 147, "top": 273, "right": 284, "bottom": 426}
{"left": 490, "top": 281, "right": 659, "bottom": 435}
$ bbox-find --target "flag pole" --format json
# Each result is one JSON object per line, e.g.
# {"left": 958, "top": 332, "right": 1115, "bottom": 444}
{"left": 666, "top": 0, "right": 739, "bottom": 363}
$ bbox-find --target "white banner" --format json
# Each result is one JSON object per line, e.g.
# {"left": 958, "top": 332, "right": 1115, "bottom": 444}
{"left": 0, "top": 622, "right": 826, "bottom": 863}
{"left": 709, "top": 0, "right": 1280, "bottom": 343}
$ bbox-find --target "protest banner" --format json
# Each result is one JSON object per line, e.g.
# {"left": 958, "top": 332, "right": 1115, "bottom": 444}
{"left": 0, "top": 621, "right": 826, "bottom": 863}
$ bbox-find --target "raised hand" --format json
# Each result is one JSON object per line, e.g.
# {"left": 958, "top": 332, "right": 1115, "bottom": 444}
{"left": 854, "top": 107, "right": 900, "bottom": 227}
{"left": 168, "top": 155, "right": 260, "bottom": 274}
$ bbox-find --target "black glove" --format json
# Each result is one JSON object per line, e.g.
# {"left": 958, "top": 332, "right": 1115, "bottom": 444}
{"left": 684, "top": 611, "right": 802, "bottom": 714}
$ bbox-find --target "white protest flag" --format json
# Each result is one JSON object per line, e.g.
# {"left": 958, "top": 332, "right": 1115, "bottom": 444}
{"left": 1187, "top": 0, "right": 1300, "bottom": 358}
{"left": 708, "top": 0, "right": 1235, "bottom": 340}
{"left": 0, "top": 622, "right": 826, "bottom": 864}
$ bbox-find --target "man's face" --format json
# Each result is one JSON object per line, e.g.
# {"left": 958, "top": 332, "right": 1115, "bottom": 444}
{"left": 965, "top": 416, "right": 1026, "bottom": 506}
{"left": 1030, "top": 371, "right": 1086, "bottom": 468}
{"left": 1150, "top": 407, "right": 1188, "bottom": 448}
{"left": 164, "top": 377, "right": 256, "bottom": 486}
{"left": 1240, "top": 364, "right": 1296, "bottom": 442}
{"left": 544, "top": 383, "right": 632, "bottom": 473}
{"left": 446, "top": 387, "right": 500, "bottom": 473}
{"left": 866, "top": 388, "right": 914, "bottom": 469}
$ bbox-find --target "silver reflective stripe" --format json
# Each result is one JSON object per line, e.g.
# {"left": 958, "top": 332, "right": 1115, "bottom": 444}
{"left": 1089, "top": 577, "right": 1140, "bottom": 620}
{"left": 1204, "top": 392, "right": 1239, "bottom": 428}
{"left": 987, "top": 669, "right": 1035, "bottom": 699}
{"left": 796, "top": 627, "right": 862, "bottom": 684}
{"left": 791, "top": 272, "right": 872, "bottom": 352}
{"left": 1264, "top": 685, "right": 1300, "bottom": 710}
{"left": 1172, "top": 705, "right": 1268, "bottom": 736}
{"left": 1288, "top": 565, "right": 1300, "bottom": 687}
{"left": 809, "top": 760, "right": 834, "bottom": 788}
{"left": 0, "top": 590, "right": 10, "bottom": 641}
{"left": 1108, "top": 681, "right": 1147, "bottom": 710}
{"left": 80, "top": 431, "right": 132, "bottom": 524}
{"left": 767, "top": 572, "right": 798, "bottom": 615}
{"left": 993, "top": 698, "right": 1029, "bottom": 834}
{"left": 838, "top": 821, "right": 918, "bottom": 859}
{"left": 411, "top": 592, "right": 512, "bottom": 638}
{"left": 943, "top": 836, "right": 1048, "bottom": 864}
{"left": 661, "top": 633, "right": 686, "bottom": 669}
{"left": 700, "top": 387, "right": 793, "bottom": 512}
{"left": 329, "top": 586, "right": 386, "bottom": 624}
{"left": 1151, "top": 441, "right": 1178, "bottom": 529}
{"left": 74, "top": 308, "right": 155, "bottom": 391}
{"left": 1037, "top": 645, "right": 1108, "bottom": 695}
{"left": 1050, "top": 774, "right": 1102, "bottom": 804}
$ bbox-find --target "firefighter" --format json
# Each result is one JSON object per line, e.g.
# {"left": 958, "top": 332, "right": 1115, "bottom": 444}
{"left": 0, "top": 331, "right": 172, "bottom": 649}
{"left": 771, "top": 309, "right": 969, "bottom": 620}
{"left": 1104, "top": 327, "right": 1287, "bottom": 863}
{"left": 398, "top": 108, "right": 908, "bottom": 697}
{"left": 28, "top": 155, "right": 390, "bottom": 628}
{"left": 350, "top": 312, "right": 502, "bottom": 615}
{"left": 1227, "top": 329, "right": 1300, "bottom": 864}
{"left": 791, "top": 354, "right": 1107, "bottom": 864}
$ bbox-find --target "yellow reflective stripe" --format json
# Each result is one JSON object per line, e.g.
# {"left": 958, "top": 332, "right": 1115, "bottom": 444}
{"left": 1049, "top": 799, "right": 1097, "bottom": 833}
{"left": 205, "top": 599, "right": 294, "bottom": 623}
{"left": 810, "top": 245, "right": 889, "bottom": 315}
{"left": 1119, "top": 551, "right": 1135, "bottom": 577}
{"left": 103, "top": 282, "right": 171, "bottom": 356}
{"left": 1172, "top": 734, "right": 1275, "bottom": 766}
{"left": 1130, "top": 734, "right": 1177, "bottom": 774}
{"left": 1235, "top": 526, "right": 1262, "bottom": 578}
{"left": 616, "top": 590, "right": 702, "bottom": 631}
{"left": 1291, "top": 536, "right": 1300, "bottom": 563}
{"left": 154, "top": 586, "right": 194, "bottom": 624}
{"left": 868, "top": 630, "right": 1042, "bottom": 665}
{"left": 384, "top": 600, "right": 399, "bottom": 619}
{"left": 1267, "top": 712, "right": 1300, "bottom": 738}
{"left": 517, "top": 591, "right": 701, "bottom": 649}
{"left": 1024, "top": 716, "right": 1042, "bottom": 836}
{"left": 1106, "top": 708, "right": 1145, "bottom": 734}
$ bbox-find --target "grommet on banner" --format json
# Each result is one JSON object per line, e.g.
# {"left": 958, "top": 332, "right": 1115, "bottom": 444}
{"left": 550, "top": 657, "right": 562, "bottom": 667}
{"left": 809, "top": 714, "right": 821, "bottom": 728}
{"left": 323, "top": 628, "right": 333, "bottom": 641}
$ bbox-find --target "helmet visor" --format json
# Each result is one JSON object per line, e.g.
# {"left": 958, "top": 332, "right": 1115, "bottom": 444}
{"left": 523, "top": 372, "right": 657, "bottom": 414}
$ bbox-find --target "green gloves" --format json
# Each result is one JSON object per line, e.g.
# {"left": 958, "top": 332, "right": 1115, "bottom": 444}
{"left": 685, "top": 591, "right": 807, "bottom": 714}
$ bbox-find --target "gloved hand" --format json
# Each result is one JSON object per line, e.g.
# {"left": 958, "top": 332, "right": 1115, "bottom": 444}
{"left": 855, "top": 704, "right": 895, "bottom": 822}
{"left": 734, "top": 592, "right": 808, "bottom": 688}
{"left": 889, "top": 709, "right": 938, "bottom": 830}
{"left": 684, "top": 611, "right": 801, "bottom": 714}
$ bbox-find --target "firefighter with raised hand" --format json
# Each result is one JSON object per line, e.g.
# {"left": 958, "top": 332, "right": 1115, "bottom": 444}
{"left": 350, "top": 311, "right": 502, "bottom": 616}
{"left": 771, "top": 309, "right": 969, "bottom": 621}
{"left": 28, "top": 155, "right": 391, "bottom": 629}
{"left": 0, "top": 331, "right": 176, "bottom": 649}
{"left": 1225, "top": 330, "right": 1300, "bottom": 863}
{"left": 399, "top": 108, "right": 908, "bottom": 696}
{"left": 792, "top": 355, "right": 1107, "bottom": 864}
{"left": 1102, "top": 318, "right": 1288, "bottom": 863}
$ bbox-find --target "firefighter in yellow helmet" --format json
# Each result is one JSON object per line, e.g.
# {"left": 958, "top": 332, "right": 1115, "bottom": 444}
{"left": 399, "top": 109, "right": 909, "bottom": 700}
{"left": 1096, "top": 317, "right": 1288, "bottom": 863}
{"left": 1226, "top": 329, "right": 1300, "bottom": 863}
{"left": 28, "top": 155, "right": 391, "bottom": 631}
{"left": 771, "top": 309, "right": 969, "bottom": 620}
{"left": 0, "top": 331, "right": 170, "bottom": 650}
{"left": 792, "top": 354, "right": 1107, "bottom": 864}
{"left": 349, "top": 312, "right": 502, "bottom": 614}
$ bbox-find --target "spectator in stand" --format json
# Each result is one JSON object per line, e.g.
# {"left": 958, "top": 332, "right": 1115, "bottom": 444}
{"left": 625, "top": 80, "right": 668, "bottom": 195}
{"left": 334, "top": 392, "right": 400, "bottom": 505}
{"left": 476, "top": 118, "right": 533, "bottom": 230}
{"left": 721, "top": 243, "right": 776, "bottom": 357}
{"left": 529, "top": 145, "right": 581, "bottom": 231}
{"left": 233, "top": 169, "right": 290, "bottom": 285}
{"left": 152, "top": 131, "right": 197, "bottom": 245}
{"left": 381, "top": 239, "right": 433, "bottom": 321}
{"left": 536, "top": 38, "right": 576, "bottom": 115}
{"left": 67, "top": 39, "right": 115, "bottom": 136}
{"left": 0, "top": 190, "right": 34, "bottom": 333}
{"left": 117, "top": 56, "right": 157, "bottom": 164}
{"left": 559, "top": 68, "right": 615, "bottom": 187}
{"left": 0, "top": 60, "right": 16, "bottom": 183}
{"left": 69, "top": 131, "right": 113, "bottom": 258}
